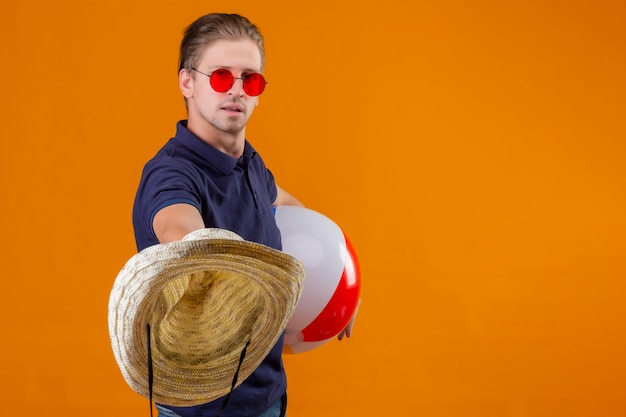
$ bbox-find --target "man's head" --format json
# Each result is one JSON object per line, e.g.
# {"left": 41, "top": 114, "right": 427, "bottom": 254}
{"left": 179, "top": 13, "right": 265, "bottom": 75}
{"left": 178, "top": 13, "right": 266, "bottom": 153}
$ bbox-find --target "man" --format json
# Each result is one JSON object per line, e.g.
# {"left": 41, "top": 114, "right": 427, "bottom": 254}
{"left": 132, "top": 13, "right": 353, "bottom": 417}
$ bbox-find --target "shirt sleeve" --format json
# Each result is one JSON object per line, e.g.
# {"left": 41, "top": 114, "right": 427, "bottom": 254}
{"left": 265, "top": 166, "right": 278, "bottom": 204}
{"left": 132, "top": 157, "right": 203, "bottom": 250}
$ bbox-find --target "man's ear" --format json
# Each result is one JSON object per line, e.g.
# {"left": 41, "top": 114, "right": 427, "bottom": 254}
{"left": 179, "top": 68, "right": 193, "bottom": 98}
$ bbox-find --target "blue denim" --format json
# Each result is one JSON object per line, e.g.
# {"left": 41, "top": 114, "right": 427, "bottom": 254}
{"left": 155, "top": 404, "right": 182, "bottom": 417}
{"left": 258, "top": 395, "right": 284, "bottom": 417}
{"left": 155, "top": 395, "right": 285, "bottom": 417}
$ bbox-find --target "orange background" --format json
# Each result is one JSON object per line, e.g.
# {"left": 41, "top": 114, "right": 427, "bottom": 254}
{"left": 1, "top": 1, "right": 625, "bottom": 416}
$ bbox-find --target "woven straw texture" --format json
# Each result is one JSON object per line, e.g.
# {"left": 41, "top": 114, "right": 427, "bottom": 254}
{"left": 108, "top": 229, "right": 305, "bottom": 406}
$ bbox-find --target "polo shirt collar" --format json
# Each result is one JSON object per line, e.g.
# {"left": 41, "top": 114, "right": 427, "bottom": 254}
{"left": 175, "top": 120, "right": 257, "bottom": 175}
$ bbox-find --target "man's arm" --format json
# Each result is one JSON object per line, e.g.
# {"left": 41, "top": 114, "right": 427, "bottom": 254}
{"left": 153, "top": 203, "right": 205, "bottom": 244}
{"left": 273, "top": 185, "right": 304, "bottom": 207}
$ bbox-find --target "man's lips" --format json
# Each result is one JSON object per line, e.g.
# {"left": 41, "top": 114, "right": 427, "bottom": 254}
{"left": 221, "top": 103, "right": 244, "bottom": 112}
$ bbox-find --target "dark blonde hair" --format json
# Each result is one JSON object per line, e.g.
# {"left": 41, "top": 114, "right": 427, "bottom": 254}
{"left": 179, "top": 13, "right": 265, "bottom": 73}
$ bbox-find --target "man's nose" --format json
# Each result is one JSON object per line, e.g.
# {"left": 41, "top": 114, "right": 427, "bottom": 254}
{"left": 228, "top": 77, "right": 245, "bottom": 96}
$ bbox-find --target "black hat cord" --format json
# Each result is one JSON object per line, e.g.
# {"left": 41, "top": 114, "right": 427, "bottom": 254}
{"left": 146, "top": 324, "right": 250, "bottom": 417}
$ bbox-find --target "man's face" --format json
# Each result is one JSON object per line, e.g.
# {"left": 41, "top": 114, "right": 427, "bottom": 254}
{"left": 182, "top": 39, "right": 263, "bottom": 138}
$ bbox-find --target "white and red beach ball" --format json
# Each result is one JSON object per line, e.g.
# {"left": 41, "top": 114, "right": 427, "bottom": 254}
{"left": 274, "top": 206, "right": 361, "bottom": 354}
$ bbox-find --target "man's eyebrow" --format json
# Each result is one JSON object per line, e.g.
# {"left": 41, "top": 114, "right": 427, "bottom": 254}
{"left": 206, "top": 65, "right": 261, "bottom": 73}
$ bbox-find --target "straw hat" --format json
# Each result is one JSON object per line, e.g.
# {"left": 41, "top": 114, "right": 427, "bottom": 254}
{"left": 108, "top": 228, "right": 305, "bottom": 407}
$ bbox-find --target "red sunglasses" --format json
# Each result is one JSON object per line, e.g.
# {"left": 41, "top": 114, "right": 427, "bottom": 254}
{"left": 191, "top": 67, "right": 267, "bottom": 96}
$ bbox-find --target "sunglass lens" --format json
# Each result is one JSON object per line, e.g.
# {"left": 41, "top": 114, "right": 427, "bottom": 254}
{"left": 243, "top": 73, "right": 266, "bottom": 96}
{"left": 210, "top": 69, "right": 234, "bottom": 93}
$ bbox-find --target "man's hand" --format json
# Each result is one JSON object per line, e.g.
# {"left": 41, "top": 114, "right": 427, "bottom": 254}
{"left": 338, "top": 299, "right": 361, "bottom": 340}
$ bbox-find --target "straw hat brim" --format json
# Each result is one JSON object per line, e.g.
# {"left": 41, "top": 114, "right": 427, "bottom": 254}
{"left": 108, "top": 229, "right": 305, "bottom": 406}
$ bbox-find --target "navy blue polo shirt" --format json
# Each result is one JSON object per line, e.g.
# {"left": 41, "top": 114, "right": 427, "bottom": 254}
{"left": 132, "top": 120, "right": 286, "bottom": 417}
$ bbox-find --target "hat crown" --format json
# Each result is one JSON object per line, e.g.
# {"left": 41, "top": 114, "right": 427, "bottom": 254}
{"left": 152, "top": 270, "right": 263, "bottom": 365}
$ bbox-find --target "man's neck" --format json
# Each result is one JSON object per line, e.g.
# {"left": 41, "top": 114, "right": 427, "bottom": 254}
{"left": 187, "top": 119, "right": 245, "bottom": 158}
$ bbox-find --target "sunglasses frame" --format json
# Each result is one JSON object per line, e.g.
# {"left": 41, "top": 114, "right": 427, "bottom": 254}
{"left": 190, "top": 67, "right": 267, "bottom": 96}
